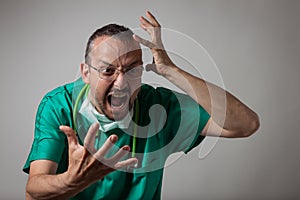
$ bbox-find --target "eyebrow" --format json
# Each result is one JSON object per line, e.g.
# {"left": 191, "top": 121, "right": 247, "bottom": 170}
{"left": 97, "top": 59, "right": 142, "bottom": 69}
{"left": 98, "top": 59, "right": 115, "bottom": 67}
{"left": 126, "top": 60, "right": 142, "bottom": 69}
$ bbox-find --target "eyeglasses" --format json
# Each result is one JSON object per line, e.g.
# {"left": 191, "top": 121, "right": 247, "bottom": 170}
{"left": 87, "top": 64, "right": 144, "bottom": 81}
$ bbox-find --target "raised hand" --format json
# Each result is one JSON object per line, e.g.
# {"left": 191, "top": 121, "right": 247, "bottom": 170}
{"left": 133, "top": 11, "right": 176, "bottom": 77}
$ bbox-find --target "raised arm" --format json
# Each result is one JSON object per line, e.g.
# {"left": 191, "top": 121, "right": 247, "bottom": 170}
{"left": 133, "top": 11, "right": 259, "bottom": 138}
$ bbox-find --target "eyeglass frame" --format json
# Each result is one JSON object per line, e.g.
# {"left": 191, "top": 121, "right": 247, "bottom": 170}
{"left": 86, "top": 63, "right": 144, "bottom": 81}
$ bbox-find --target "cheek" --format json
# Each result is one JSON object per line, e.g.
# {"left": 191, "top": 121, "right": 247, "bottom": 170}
{"left": 91, "top": 80, "right": 110, "bottom": 101}
{"left": 129, "top": 80, "right": 142, "bottom": 98}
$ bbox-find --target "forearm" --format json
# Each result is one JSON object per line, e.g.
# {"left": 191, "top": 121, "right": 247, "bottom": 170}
{"left": 164, "top": 65, "right": 259, "bottom": 136}
{"left": 26, "top": 172, "right": 87, "bottom": 200}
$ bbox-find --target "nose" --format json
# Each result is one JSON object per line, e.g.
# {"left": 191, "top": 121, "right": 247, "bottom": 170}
{"left": 113, "top": 71, "right": 127, "bottom": 90}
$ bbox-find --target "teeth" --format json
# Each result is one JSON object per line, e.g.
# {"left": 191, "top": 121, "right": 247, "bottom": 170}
{"left": 112, "top": 93, "right": 126, "bottom": 98}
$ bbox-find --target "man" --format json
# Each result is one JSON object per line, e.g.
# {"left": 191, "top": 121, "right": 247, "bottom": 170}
{"left": 24, "top": 11, "right": 259, "bottom": 199}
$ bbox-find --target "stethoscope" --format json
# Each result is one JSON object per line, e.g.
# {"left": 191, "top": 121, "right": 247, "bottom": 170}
{"left": 72, "top": 84, "right": 139, "bottom": 158}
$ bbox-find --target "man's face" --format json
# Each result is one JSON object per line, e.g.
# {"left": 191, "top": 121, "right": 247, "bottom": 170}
{"left": 82, "top": 36, "right": 143, "bottom": 121}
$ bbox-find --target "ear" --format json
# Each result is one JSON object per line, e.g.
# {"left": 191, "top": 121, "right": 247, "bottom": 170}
{"left": 80, "top": 63, "right": 90, "bottom": 84}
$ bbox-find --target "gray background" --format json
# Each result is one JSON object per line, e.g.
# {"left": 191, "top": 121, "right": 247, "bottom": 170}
{"left": 1, "top": 0, "right": 299, "bottom": 199}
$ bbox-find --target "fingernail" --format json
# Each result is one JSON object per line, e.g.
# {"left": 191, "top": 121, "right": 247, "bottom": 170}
{"left": 122, "top": 146, "right": 130, "bottom": 151}
{"left": 93, "top": 122, "right": 99, "bottom": 128}
{"left": 110, "top": 135, "right": 117, "bottom": 143}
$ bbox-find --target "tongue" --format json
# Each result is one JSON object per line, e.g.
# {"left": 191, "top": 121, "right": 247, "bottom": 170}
{"left": 111, "top": 97, "right": 124, "bottom": 107}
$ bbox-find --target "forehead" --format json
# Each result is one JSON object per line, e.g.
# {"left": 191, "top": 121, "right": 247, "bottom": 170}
{"left": 89, "top": 36, "right": 142, "bottom": 65}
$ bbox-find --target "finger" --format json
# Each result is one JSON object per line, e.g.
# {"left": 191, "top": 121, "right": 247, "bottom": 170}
{"left": 140, "top": 16, "right": 154, "bottom": 28}
{"left": 139, "top": 23, "right": 149, "bottom": 32}
{"left": 114, "top": 157, "right": 138, "bottom": 170}
{"left": 59, "top": 125, "right": 78, "bottom": 147}
{"left": 83, "top": 123, "right": 99, "bottom": 153}
{"left": 133, "top": 34, "right": 155, "bottom": 49}
{"left": 107, "top": 145, "right": 131, "bottom": 164}
{"left": 146, "top": 11, "right": 161, "bottom": 27}
{"left": 139, "top": 17, "right": 155, "bottom": 35}
{"left": 94, "top": 134, "right": 118, "bottom": 159}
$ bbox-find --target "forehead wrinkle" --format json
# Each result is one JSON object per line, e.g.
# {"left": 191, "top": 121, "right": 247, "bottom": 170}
{"left": 89, "top": 38, "right": 118, "bottom": 65}
{"left": 90, "top": 37, "right": 141, "bottom": 67}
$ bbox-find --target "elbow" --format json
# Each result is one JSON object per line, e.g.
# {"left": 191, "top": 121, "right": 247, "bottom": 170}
{"left": 26, "top": 177, "right": 37, "bottom": 200}
{"left": 249, "top": 112, "right": 260, "bottom": 136}
{"left": 241, "top": 113, "right": 260, "bottom": 137}
{"left": 26, "top": 187, "right": 34, "bottom": 200}
{"left": 26, "top": 184, "right": 40, "bottom": 200}
{"left": 26, "top": 183, "right": 34, "bottom": 200}
{"left": 26, "top": 192, "right": 35, "bottom": 200}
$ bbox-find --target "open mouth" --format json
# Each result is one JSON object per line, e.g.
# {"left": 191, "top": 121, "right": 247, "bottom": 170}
{"left": 109, "top": 92, "right": 128, "bottom": 108}
{"left": 107, "top": 91, "right": 130, "bottom": 119}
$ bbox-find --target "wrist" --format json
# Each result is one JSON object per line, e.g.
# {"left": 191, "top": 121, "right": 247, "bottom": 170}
{"left": 163, "top": 64, "right": 180, "bottom": 80}
{"left": 60, "top": 171, "right": 96, "bottom": 193}
{"left": 57, "top": 172, "right": 87, "bottom": 198}
{"left": 58, "top": 172, "right": 74, "bottom": 189}
{"left": 58, "top": 172, "right": 83, "bottom": 191}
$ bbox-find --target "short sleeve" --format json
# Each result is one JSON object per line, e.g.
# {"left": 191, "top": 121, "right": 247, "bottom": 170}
{"left": 158, "top": 87, "right": 210, "bottom": 154}
{"left": 23, "top": 89, "right": 72, "bottom": 174}
{"left": 182, "top": 101, "right": 210, "bottom": 154}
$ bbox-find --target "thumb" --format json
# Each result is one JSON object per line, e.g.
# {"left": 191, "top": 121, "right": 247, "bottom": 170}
{"left": 59, "top": 125, "right": 78, "bottom": 147}
{"left": 145, "top": 63, "right": 157, "bottom": 73}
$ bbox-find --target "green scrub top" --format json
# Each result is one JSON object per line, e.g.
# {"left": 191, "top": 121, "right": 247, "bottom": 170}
{"left": 23, "top": 79, "right": 210, "bottom": 200}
